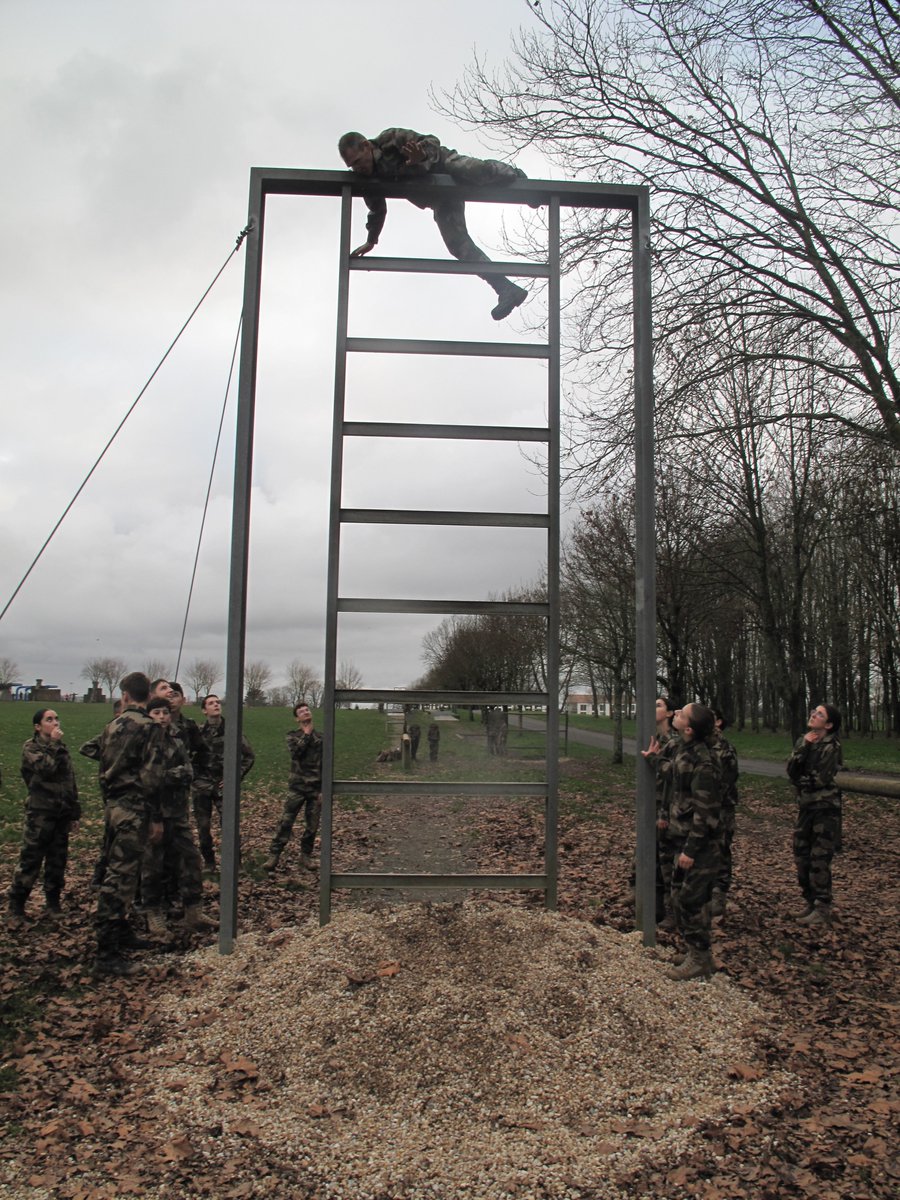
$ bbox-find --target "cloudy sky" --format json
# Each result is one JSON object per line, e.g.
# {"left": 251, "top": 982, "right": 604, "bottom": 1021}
{"left": 1, "top": 0, "right": 580, "bottom": 699}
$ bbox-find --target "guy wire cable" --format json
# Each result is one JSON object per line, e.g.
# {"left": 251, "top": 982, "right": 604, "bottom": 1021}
{"left": 0, "top": 223, "right": 253, "bottom": 626}
{"left": 173, "top": 309, "right": 243, "bottom": 682}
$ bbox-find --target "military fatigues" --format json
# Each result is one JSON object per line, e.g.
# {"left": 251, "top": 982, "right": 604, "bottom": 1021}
{"left": 192, "top": 719, "right": 255, "bottom": 868}
{"left": 408, "top": 724, "right": 421, "bottom": 761}
{"left": 360, "top": 127, "right": 527, "bottom": 302}
{"left": 269, "top": 726, "right": 324, "bottom": 861}
{"left": 649, "top": 731, "right": 681, "bottom": 924}
{"left": 9, "top": 734, "right": 81, "bottom": 912}
{"left": 669, "top": 737, "right": 722, "bottom": 953}
{"left": 787, "top": 732, "right": 842, "bottom": 908}
{"left": 427, "top": 722, "right": 440, "bottom": 761}
{"left": 94, "top": 706, "right": 167, "bottom": 959}
{"left": 140, "top": 728, "right": 204, "bottom": 911}
{"left": 710, "top": 732, "right": 739, "bottom": 896}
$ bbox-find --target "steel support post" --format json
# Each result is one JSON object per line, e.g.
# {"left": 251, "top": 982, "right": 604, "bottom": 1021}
{"left": 220, "top": 172, "right": 266, "bottom": 953}
{"left": 633, "top": 189, "right": 657, "bottom": 945}
{"left": 545, "top": 196, "right": 562, "bottom": 910}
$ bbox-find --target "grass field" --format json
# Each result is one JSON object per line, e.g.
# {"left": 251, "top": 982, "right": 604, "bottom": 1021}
{"left": 0, "top": 703, "right": 605, "bottom": 848}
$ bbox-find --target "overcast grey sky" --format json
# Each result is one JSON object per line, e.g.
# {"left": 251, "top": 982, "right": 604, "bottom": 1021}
{"left": 0, "top": 0, "right": 576, "bottom": 698}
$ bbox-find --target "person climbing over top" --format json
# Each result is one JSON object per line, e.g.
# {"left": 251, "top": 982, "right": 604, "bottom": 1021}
{"left": 338, "top": 126, "right": 534, "bottom": 321}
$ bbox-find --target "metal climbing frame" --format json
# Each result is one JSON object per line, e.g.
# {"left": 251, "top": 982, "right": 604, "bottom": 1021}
{"left": 218, "top": 168, "right": 655, "bottom": 950}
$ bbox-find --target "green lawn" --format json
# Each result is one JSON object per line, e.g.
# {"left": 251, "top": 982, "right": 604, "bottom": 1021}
{"left": 546, "top": 710, "right": 899, "bottom": 773}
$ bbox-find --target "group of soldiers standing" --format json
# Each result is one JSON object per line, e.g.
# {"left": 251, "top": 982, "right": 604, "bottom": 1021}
{"left": 644, "top": 695, "right": 845, "bottom": 982}
{"left": 4, "top": 675, "right": 324, "bottom": 978}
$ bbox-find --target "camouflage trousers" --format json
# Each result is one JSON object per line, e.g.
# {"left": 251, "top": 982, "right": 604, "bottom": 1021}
{"left": 141, "top": 804, "right": 204, "bottom": 910}
{"left": 793, "top": 803, "right": 840, "bottom": 906}
{"left": 9, "top": 806, "right": 73, "bottom": 904}
{"left": 269, "top": 788, "right": 321, "bottom": 858}
{"left": 192, "top": 785, "right": 221, "bottom": 866}
{"left": 412, "top": 150, "right": 526, "bottom": 297}
{"left": 671, "top": 840, "right": 720, "bottom": 952}
{"left": 716, "top": 806, "right": 736, "bottom": 893}
{"left": 95, "top": 799, "right": 149, "bottom": 951}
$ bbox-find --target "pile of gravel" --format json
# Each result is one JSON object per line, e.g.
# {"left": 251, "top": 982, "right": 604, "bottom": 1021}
{"left": 143, "top": 903, "right": 789, "bottom": 1199}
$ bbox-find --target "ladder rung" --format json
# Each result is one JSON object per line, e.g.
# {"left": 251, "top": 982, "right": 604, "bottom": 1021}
{"left": 344, "top": 421, "right": 550, "bottom": 442}
{"left": 347, "top": 336, "right": 549, "bottom": 359}
{"left": 332, "top": 781, "right": 548, "bottom": 796}
{"left": 337, "top": 598, "right": 548, "bottom": 616}
{"left": 349, "top": 256, "right": 550, "bottom": 279}
{"left": 341, "top": 508, "right": 549, "bottom": 528}
{"left": 330, "top": 872, "right": 547, "bottom": 890}
{"left": 335, "top": 689, "right": 549, "bottom": 705}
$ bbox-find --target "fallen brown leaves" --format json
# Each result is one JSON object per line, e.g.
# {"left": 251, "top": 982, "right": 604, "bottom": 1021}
{"left": 1, "top": 772, "right": 898, "bottom": 1198}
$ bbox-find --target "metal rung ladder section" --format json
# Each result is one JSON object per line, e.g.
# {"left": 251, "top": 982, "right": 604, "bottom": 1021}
{"left": 319, "top": 186, "right": 562, "bottom": 924}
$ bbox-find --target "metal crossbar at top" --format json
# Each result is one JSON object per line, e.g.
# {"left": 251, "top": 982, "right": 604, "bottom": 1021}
{"left": 217, "top": 168, "right": 655, "bottom": 952}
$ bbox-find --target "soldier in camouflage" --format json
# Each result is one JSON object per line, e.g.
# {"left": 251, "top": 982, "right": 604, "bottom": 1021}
{"left": 664, "top": 703, "right": 722, "bottom": 981}
{"left": 428, "top": 721, "right": 441, "bottom": 761}
{"left": 339, "top": 128, "right": 532, "bottom": 321}
{"left": 787, "top": 702, "right": 843, "bottom": 928}
{"left": 141, "top": 698, "right": 213, "bottom": 937}
{"left": 710, "top": 711, "right": 740, "bottom": 919}
{"left": 192, "top": 693, "right": 255, "bottom": 871}
{"left": 6, "top": 709, "right": 81, "bottom": 929}
{"left": 264, "top": 703, "right": 323, "bottom": 874}
{"left": 641, "top": 696, "right": 680, "bottom": 931}
{"left": 93, "top": 672, "right": 168, "bottom": 976}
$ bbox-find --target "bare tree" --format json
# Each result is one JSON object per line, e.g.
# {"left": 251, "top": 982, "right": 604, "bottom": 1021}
{"left": 184, "top": 659, "right": 222, "bottom": 704}
{"left": 0, "top": 656, "right": 19, "bottom": 689}
{"left": 81, "top": 656, "right": 128, "bottom": 699}
{"left": 244, "top": 660, "right": 273, "bottom": 706}
{"left": 267, "top": 685, "right": 291, "bottom": 707}
{"left": 143, "top": 659, "right": 172, "bottom": 684}
{"left": 442, "top": 0, "right": 900, "bottom": 462}
{"left": 335, "top": 660, "right": 364, "bottom": 707}
{"left": 286, "top": 660, "right": 322, "bottom": 705}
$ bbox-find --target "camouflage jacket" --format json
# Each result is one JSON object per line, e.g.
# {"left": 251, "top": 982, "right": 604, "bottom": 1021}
{"left": 427, "top": 723, "right": 440, "bottom": 743}
{"left": 668, "top": 736, "right": 722, "bottom": 859}
{"left": 170, "top": 712, "right": 210, "bottom": 776}
{"left": 159, "top": 727, "right": 194, "bottom": 816}
{"left": 362, "top": 127, "right": 443, "bottom": 242}
{"left": 193, "top": 719, "right": 255, "bottom": 790}
{"left": 286, "top": 727, "right": 323, "bottom": 793}
{"left": 787, "top": 732, "right": 842, "bottom": 808}
{"left": 648, "top": 729, "right": 680, "bottom": 823}
{"left": 96, "top": 705, "right": 167, "bottom": 818}
{"left": 21, "top": 735, "right": 81, "bottom": 819}
{"left": 710, "top": 731, "right": 739, "bottom": 810}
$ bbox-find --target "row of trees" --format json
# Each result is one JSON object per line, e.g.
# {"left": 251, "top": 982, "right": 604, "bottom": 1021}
{"left": 420, "top": 416, "right": 900, "bottom": 742}
{"left": 420, "top": 0, "right": 899, "bottom": 739}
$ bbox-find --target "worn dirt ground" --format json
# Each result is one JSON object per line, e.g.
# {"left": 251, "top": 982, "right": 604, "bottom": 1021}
{"left": 1, "top": 766, "right": 899, "bottom": 1199}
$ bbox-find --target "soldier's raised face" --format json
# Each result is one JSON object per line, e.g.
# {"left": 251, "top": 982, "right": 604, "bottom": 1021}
{"left": 151, "top": 679, "right": 174, "bottom": 701}
{"left": 342, "top": 141, "right": 375, "bottom": 175}
{"left": 169, "top": 690, "right": 185, "bottom": 713}
{"left": 673, "top": 705, "right": 692, "bottom": 736}
{"left": 203, "top": 695, "right": 222, "bottom": 718}
{"left": 36, "top": 710, "right": 60, "bottom": 737}
{"left": 295, "top": 704, "right": 312, "bottom": 725}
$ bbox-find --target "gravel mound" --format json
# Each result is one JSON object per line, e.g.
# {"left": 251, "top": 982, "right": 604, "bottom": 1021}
{"left": 147, "top": 903, "right": 790, "bottom": 1199}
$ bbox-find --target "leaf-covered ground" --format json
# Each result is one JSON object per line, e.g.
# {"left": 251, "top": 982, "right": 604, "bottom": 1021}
{"left": 1, "top": 766, "right": 898, "bottom": 1199}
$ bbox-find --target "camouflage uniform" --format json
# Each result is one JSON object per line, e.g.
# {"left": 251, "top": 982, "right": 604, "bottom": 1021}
{"left": 710, "top": 731, "right": 739, "bottom": 895}
{"left": 192, "top": 719, "right": 255, "bottom": 867}
{"left": 787, "top": 732, "right": 842, "bottom": 907}
{"left": 8, "top": 734, "right": 81, "bottom": 911}
{"left": 94, "top": 706, "right": 167, "bottom": 958}
{"left": 269, "top": 726, "right": 324, "bottom": 860}
{"left": 427, "top": 722, "right": 441, "bottom": 761}
{"left": 668, "top": 737, "right": 722, "bottom": 952}
{"left": 649, "top": 730, "right": 681, "bottom": 922}
{"left": 360, "top": 127, "right": 527, "bottom": 301}
{"left": 140, "top": 728, "right": 204, "bottom": 911}
{"left": 408, "top": 724, "right": 421, "bottom": 761}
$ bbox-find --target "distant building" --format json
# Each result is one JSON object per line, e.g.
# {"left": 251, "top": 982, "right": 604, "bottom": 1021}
{"left": 31, "top": 678, "right": 63, "bottom": 703}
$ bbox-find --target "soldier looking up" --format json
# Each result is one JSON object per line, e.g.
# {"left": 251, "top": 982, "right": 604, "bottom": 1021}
{"left": 264, "top": 702, "right": 323, "bottom": 875}
{"left": 339, "top": 127, "right": 532, "bottom": 321}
